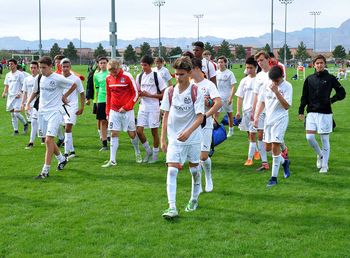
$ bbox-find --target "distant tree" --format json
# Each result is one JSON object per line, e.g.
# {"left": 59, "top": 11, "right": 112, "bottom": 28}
{"left": 204, "top": 42, "right": 216, "bottom": 57}
{"left": 235, "top": 44, "right": 246, "bottom": 60}
{"left": 263, "top": 43, "right": 271, "bottom": 54}
{"left": 49, "top": 43, "right": 61, "bottom": 59}
{"left": 217, "top": 40, "right": 232, "bottom": 59}
{"left": 139, "top": 42, "right": 152, "bottom": 58}
{"left": 277, "top": 44, "right": 292, "bottom": 62}
{"left": 153, "top": 46, "right": 169, "bottom": 61}
{"left": 63, "top": 42, "right": 78, "bottom": 61}
{"left": 295, "top": 41, "right": 310, "bottom": 62}
{"left": 123, "top": 44, "right": 137, "bottom": 64}
{"left": 332, "top": 45, "right": 347, "bottom": 60}
{"left": 168, "top": 46, "right": 182, "bottom": 57}
{"left": 94, "top": 43, "right": 108, "bottom": 58}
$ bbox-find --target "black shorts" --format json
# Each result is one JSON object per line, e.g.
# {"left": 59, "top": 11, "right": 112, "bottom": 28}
{"left": 93, "top": 103, "right": 97, "bottom": 114}
{"left": 96, "top": 102, "right": 107, "bottom": 120}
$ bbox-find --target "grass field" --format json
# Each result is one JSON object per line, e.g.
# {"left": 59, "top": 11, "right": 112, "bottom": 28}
{"left": 0, "top": 64, "right": 349, "bottom": 257}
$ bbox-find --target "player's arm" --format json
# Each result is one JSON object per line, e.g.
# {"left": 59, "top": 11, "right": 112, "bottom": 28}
{"left": 177, "top": 113, "right": 204, "bottom": 142}
{"left": 76, "top": 92, "right": 85, "bottom": 115}
{"left": 62, "top": 83, "right": 77, "bottom": 105}
{"left": 228, "top": 83, "right": 236, "bottom": 105}
{"left": 206, "top": 96, "right": 222, "bottom": 119}
{"left": 298, "top": 79, "right": 309, "bottom": 120}
{"left": 330, "top": 77, "right": 346, "bottom": 103}
{"left": 160, "top": 111, "right": 169, "bottom": 153}
{"left": 254, "top": 101, "right": 265, "bottom": 128}
{"left": 270, "top": 83, "right": 290, "bottom": 110}
{"left": 20, "top": 91, "right": 28, "bottom": 111}
{"left": 25, "top": 91, "right": 38, "bottom": 111}
{"left": 251, "top": 93, "right": 258, "bottom": 120}
{"left": 123, "top": 76, "right": 139, "bottom": 112}
{"left": 236, "top": 96, "right": 243, "bottom": 119}
{"left": 2, "top": 84, "right": 9, "bottom": 98}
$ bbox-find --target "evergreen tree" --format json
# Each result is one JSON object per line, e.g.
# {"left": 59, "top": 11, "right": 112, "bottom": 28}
{"left": 139, "top": 42, "right": 152, "bottom": 58}
{"left": 204, "top": 42, "right": 216, "bottom": 57}
{"left": 332, "top": 45, "right": 347, "bottom": 60}
{"left": 168, "top": 47, "right": 182, "bottom": 57}
{"left": 277, "top": 44, "right": 292, "bottom": 62}
{"left": 94, "top": 43, "right": 108, "bottom": 58}
{"left": 63, "top": 42, "right": 78, "bottom": 61}
{"left": 153, "top": 46, "right": 168, "bottom": 61}
{"left": 115, "top": 49, "right": 121, "bottom": 57}
{"left": 123, "top": 44, "right": 137, "bottom": 64}
{"left": 49, "top": 43, "right": 61, "bottom": 59}
{"left": 235, "top": 44, "right": 246, "bottom": 60}
{"left": 263, "top": 43, "right": 271, "bottom": 53}
{"left": 217, "top": 40, "right": 232, "bottom": 59}
{"left": 295, "top": 41, "right": 310, "bottom": 62}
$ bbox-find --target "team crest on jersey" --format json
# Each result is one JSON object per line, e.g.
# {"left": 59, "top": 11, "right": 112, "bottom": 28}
{"left": 184, "top": 96, "right": 191, "bottom": 104}
{"left": 120, "top": 77, "right": 126, "bottom": 83}
{"left": 49, "top": 81, "right": 56, "bottom": 86}
{"left": 149, "top": 78, "right": 154, "bottom": 84}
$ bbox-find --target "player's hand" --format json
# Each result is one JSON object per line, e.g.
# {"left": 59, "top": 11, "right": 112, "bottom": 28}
{"left": 118, "top": 107, "right": 126, "bottom": 113}
{"left": 235, "top": 112, "right": 241, "bottom": 120}
{"left": 250, "top": 112, "right": 255, "bottom": 121}
{"left": 227, "top": 98, "right": 233, "bottom": 105}
{"left": 85, "top": 99, "right": 90, "bottom": 105}
{"left": 177, "top": 130, "right": 190, "bottom": 142}
{"left": 25, "top": 103, "right": 30, "bottom": 112}
{"left": 298, "top": 114, "right": 305, "bottom": 121}
{"left": 270, "top": 82, "right": 279, "bottom": 93}
{"left": 15, "top": 94, "right": 21, "bottom": 99}
{"left": 62, "top": 95, "right": 68, "bottom": 105}
{"left": 253, "top": 118, "right": 259, "bottom": 128}
{"left": 76, "top": 109, "right": 84, "bottom": 115}
{"left": 20, "top": 103, "right": 24, "bottom": 112}
{"left": 1, "top": 92, "right": 6, "bottom": 98}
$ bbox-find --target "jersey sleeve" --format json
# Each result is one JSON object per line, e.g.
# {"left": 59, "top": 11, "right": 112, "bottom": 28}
{"left": 157, "top": 74, "right": 167, "bottom": 91}
{"left": 208, "top": 81, "right": 220, "bottom": 99}
{"left": 160, "top": 87, "right": 170, "bottom": 112}
{"left": 194, "top": 88, "right": 205, "bottom": 115}
{"left": 76, "top": 78, "right": 85, "bottom": 93}
{"left": 164, "top": 69, "right": 172, "bottom": 82}
{"left": 123, "top": 73, "right": 139, "bottom": 111}
{"left": 230, "top": 71, "right": 237, "bottom": 84}
{"left": 58, "top": 75, "right": 74, "bottom": 89}
{"left": 235, "top": 79, "right": 245, "bottom": 98}
{"left": 208, "top": 61, "right": 216, "bottom": 79}
{"left": 284, "top": 83, "right": 293, "bottom": 106}
{"left": 22, "top": 77, "right": 28, "bottom": 92}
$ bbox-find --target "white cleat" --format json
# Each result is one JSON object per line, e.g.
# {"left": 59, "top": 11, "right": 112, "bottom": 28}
{"left": 205, "top": 177, "right": 213, "bottom": 192}
{"left": 227, "top": 131, "right": 234, "bottom": 137}
{"left": 316, "top": 155, "right": 323, "bottom": 169}
{"left": 101, "top": 160, "right": 117, "bottom": 168}
{"left": 319, "top": 167, "right": 328, "bottom": 173}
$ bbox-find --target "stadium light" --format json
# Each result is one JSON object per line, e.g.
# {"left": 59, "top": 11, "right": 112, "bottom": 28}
{"left": 75, "top": 17, "right": 86, "bottom": 65}
{"left": 194, "top": 14, "right": 204, "bottom": 42}
{"left": 279, "top": 0, "right": 293, "bottom": 67}
{"left": 38, "top": 0, "right": 42, "bottom": 57}
{"left": 153, "top": 0, "right": 165, "bottom": 58}
{"left": 309, "top": 11, "right": 321, "bottom": 55}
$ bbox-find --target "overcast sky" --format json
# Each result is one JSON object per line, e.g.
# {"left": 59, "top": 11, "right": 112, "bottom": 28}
{"left": 0, "top": 0, "right": 349, "bottom": 43}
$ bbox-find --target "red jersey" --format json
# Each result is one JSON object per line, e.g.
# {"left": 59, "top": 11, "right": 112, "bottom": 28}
{"left": 106, "top": 69, "right": 138, "bottom": 115}
{"left": 55, "top": 68, "right": 85, "bottom": 81}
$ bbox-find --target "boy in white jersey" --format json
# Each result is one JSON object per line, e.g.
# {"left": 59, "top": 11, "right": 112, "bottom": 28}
{"left": 21, "top": 61, "right": 39, "bottom": 149}
{"left": 191, "top": 58, "right": 222, "bottom": 192}
{"left": 215, "top": 55, "right": 237, "bottom": 137}
{"left": 192, "top": 41, "right": 216, "bottom": 85}
{"left": 254, "top": 66, "right": 292, "bottom": 187}
{"left": 136, "top": 55, "right": 167, "bottom": 163}
{"left": 235, "top": 57, "right": 259, "bottom": 166}
{"left": 25, "top": 56, "right": 77, "bottom": 179}
{"left": 152, "top": 57, "right": 173, "bottom": 87}
{"left": 160, "top": 56, "right": 204, "bottom": 219}
{"left": 61, "top": 58, "right": 85, "bottom": 159}
{"left": 2, "top": 59, "right": 28, "bottom": 135}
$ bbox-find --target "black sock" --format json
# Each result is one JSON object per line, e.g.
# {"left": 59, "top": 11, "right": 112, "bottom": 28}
{"left": 103, "top": 140, "right": 108, "bottom": 147}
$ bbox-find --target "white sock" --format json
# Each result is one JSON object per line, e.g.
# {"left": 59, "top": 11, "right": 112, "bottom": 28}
{"left": 98, "top": 129, "right": 101, "bottom": 139}
{"left": 55, "top": 153, "right": 65, "bottom": 163}
{"left": 201, "top": 157, "right": 212, "bottom": 182}
{"left": 110, "top": 137, "right": 119, "bottom": 163}
{"left": 306, "top": 134, "right": 322, "bottom": 157}
{"left": 42, "top": 164, "right": 50, "bottom": 174}
{"left": 320, "top": 134, "right": 330, "bottom": 168}
{"left": 281, "top": 142, "right": 287, "bottom": 152}
{"left": 153, "top": 147, "right": 159, "bottom": 160}
{"left": 190, "top": 165, "right": 202, "bottom": 201}
{"left": 15, "top": 112, "right": 27, "bottom": 125}
{"left": 57, "top": 126, "right": 64, "bottom": 141}
{"left": 258, "top": 140, "right": 267, "bottom": 162}
{"left": 142, "top": 141, "right": 152, "bottom": 154}
{"left": 167, "top": 167, "right": 178, "bottom": 209}
{"left": 64, "top": 132, "right": 72, "bottom": 154}
{"left": 11, "top": 112, "right": 18, "bottom": 131}
{"left": 131, "top": 135, "right": 140, "bottom": 154}
{"left": 272, "top": 155, "right": 283, "bottom": 177}
{"left": 229, "top": 127, "right": 233, "bottom": 133}
{"left": 248, "top": 142, "right": 256, "bottom": 160}
{"left": 30, "top": 118, "right": 38, "bottom": 143}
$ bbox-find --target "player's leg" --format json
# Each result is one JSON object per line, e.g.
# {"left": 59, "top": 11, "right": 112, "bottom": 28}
{"left": 200, "top": 128, "right": 213, "bottom": 192}
{"left": 185, "top": 144, "right": 201, "bottom": 212}
{"left": 137, "top": 111, "right": 152, "bottom": 162}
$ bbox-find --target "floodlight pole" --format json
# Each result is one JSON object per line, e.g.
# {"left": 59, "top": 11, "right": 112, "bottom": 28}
{"left": 279, "top": 0, "right": 293, "bottom": 67}
{"left": 194, "top": 14, "right": 204, "bottom": 42}
{"left": 153, "top": 1, "right": 165, "bottom": 58}
{"left": 110, "top": 0, "right": 117, "bottom": 58}
{"left": 38, "top": 0, "right": 42, "bottom": 57}
{"left": 76, "top": 17, "right": 86, "bottom": 65}
{"left": 271, "top": 0, "right": 274, "bottom": 51}
{"left": 310, "top": 11, "right": 321, "bottom": 54}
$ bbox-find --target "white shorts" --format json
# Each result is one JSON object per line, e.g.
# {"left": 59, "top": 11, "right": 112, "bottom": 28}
{"left": 108, "top": 109, "right": 136, "bottom": 132}
{"left": 38, "top": 111, "right": 64, "bottom": 137}
{"left": 201, "top": 128, "right": 213, "bottom": 152}
{"left": 27, "top": 107, "right": 38, "bottom": 121}
{"left": 220, "top": 98, "right": 233, "bottom": 113}
{"left": 137, "top": 110, "right": 160, "bottom": 128}
{"left": 305, "top": 112, "right": 333, "bottom": 134}
{"left": 6, "top": 96, "right": 21, "bottom": 111}
{"left": 263, "top": 116, "right": 288, "bottom": 143}
{"left": 64, "top": 106, "right": 78, "bottom": 125}
{"left": 255, "top": 112, "right": 265, "bottom": 130}
{"left": 239, "top": 110, "right": 256, "bottom": 132}
{"left": 166, "top": 143, "right": 201, "bottom": 165}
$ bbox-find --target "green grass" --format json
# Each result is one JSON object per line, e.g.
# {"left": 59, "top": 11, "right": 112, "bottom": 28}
{"left": 0, "top": 65, "right": 349, "bottom": 257}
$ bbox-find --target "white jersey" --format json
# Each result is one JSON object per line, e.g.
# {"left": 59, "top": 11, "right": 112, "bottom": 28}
{"left": 33, "top": 72, "right": 74, "bottom": 114}
{"left": 235, "top": 76, "right": 256, "bottom": 112}
{"left": 64, "top": 73, "right": 84, "bottom": 109}
{"left": 152, "top": 66, "right": 172, "bottom": 84}
{"left": 202, "top": 58, "right": 216, "bottom": 79}
{"left": 22, "top": 74, "right": 38, "bottom": 107}
{"left": 136, "top": 71, "right": 167, "bottom": 112}
{"left": 254, "top": 70, "right": 270, "bottom": 114}
{"left": 258, "top": 80, "right": 293, "bottom": 126}
{"left": 4, "top": 70, "right": 25, "bottom": 96}
{"left": 217, "top": 69, "right": 237, "bottom": 100}
{"left": 192, "top": 78, "right": 220, "bottom": 129}
{"left": 161, "top": 84, "right": 204, "bottom": 145}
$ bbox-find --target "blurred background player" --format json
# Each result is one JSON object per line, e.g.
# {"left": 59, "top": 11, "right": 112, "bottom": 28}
{"left": 152, "top": 57, "right": 173, "bottom": 87}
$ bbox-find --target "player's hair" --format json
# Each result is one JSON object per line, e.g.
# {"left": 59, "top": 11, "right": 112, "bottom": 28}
{"left": 17, "top": 65, "right": 23, "bottom": 70}
{"left": 38, "top": 56, "right": 53, "bottom": 66}
{"left": 246, "top": 56, "right": 257, "bottom": 67}
{"left": 312, "top": 54, "right": 326, "bottom": 64}
{"left": 268, "top": 65, "right": 283, "bottom": 80}
{"left": 140, "top": 55, "right": 154, "bottom": 65}
{"left": 60, "top": 58, "right": 71, "bottom": 65}
{"left": 154, "top": 57, "right": 164, "bottom": 63}
{"left": 8, "top": 58, "right": 17, "bottom": 65}
{"left": 30, "top": 61, "right": 39, "bottom": 67}
{"left": 254, "top": 51, "right": 269, "bottom": 60}
{"left": 182, "top": 51, "right": 194, "bottom": 59}
{"left": 98, "top": 56, "right": 109, "bottom": 63}
{"left": 191, "top": 57, "right": 202, "bottom": 69}
{"left": 54, "top": 55, "right": 65, "bottom": 61}
{"left": 217, "top": 56, "right": 227, "bottom": 63}
{"left": 173, "top": 56, "right": 193, "bottom": 71}
{"left": 268, "top": 52, "right": 275, "bottom": 58}
{"left": 107, "top": 59, "right": 121, "bottom": 70}
{"left": 203, "top": 50, "right": 211, "bottom": 56}
{"left": 193, "top": 41, "right": 204, "bottom": 49}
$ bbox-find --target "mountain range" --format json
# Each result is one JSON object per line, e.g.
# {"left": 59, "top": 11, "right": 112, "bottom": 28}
{"left": 1, "top": 18, "right": 349, "bottom": 52}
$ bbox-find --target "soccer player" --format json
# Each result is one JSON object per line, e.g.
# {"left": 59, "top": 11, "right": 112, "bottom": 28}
{"left": 235, "top": 57, "right": 258, "bottom": 166}
{"left": 94, "top": 56, "right": 109, "bottom": 151}
{"left": 269, "top": 52, "right": 286, "bottom": 79}
{"left": 160, "top": 56, "right": 204, "bottom": 219}
{"left": 136, "top": 55, "right": 167, "bottom": 163}
{"left": 102, "top": 59, "right": 141, "bottom": 167}
{"left": 192, "top": 41, "right": 217, "bottom": 85}
{"left": 191, "top": 57, "right": 222, "bottom": 192}
{"left": 215, "top": 55, "right": 237, "bottom": 137}
{"left": 60, "top": 58, "right": 85, "bottom": 159}
{"left": 2, "top": 58, "right": 28, "bottom": 135}
{"left": 153, "top": 57, "right": 173, "bottom": 87}
{"left": 25, "top": 56, "right": 77, "bottom": 179}
{"left": 254, "top": 66, "right": 292, "bottom": 187}
{"left": 298, "top": 55, "right": 346, "bottom": 173}
{"left": 21, "top": 61, "right": 40, "bottom": 149}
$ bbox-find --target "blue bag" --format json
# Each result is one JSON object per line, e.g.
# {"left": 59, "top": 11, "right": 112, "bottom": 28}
{"left": 212, "top": 123, "right": 227, "bottom": 146}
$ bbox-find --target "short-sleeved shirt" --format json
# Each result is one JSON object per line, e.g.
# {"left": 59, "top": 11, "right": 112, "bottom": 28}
{"left": 4, "top": 70, "right": 25, "bottom": 96}
{"left": 235, "top": 76, "right": 256, "bottom": 112}
{"left": 161, "top": 84, "right": 204, "bottom": 145}
{"left": 217, "top": 69, "right": 237, "bottom": 100}
{"left": 254, "top": 70, "right": 270, "bottom": 114}
{"left": 152, "top": 66, "right": 172, "bottom": 84}
{"left": 94, "top": 70, "right": 109, "bottom": 103}
{"left": 64, "top": 73, "right": 84, "bottom": 109}
{"left": 22, "top": 74, "right": 38, "bottom": 107}
{"left": 202, "top": 58, "right": 216, "bottom": 79}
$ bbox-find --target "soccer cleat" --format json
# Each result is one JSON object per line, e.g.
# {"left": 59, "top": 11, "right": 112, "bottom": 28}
{"left": 68, "top": 152, "right": 76, "bottom": 159}
{"left": 57, "top": 158, "right": 68, "bottom": 170}
{"left": 162, "top": 208, "right": 179, "bottom": 219}
{"left": 281, "top": 147, "right": 289, "bottom": 160}
{"left": 227, "top": 131, "right": 234, "bottom": 137}
{"left": 13, "top": 131, "right": 19, "bottom": 136}
{"left": 143, "top": 151, "right": 153, "bottom": 163}
{"left": 253, "top": 151, "right": 261, "bottom": 160}
{"left": 244, "top": 159, "right": 253, "bottom": 166}
{"left": 56, "top": 139, "right": 64, "bottom": 147}
{"left": 148, "top": 156, "right": 158, "bottom": 164}
{"left": 282, "top": 159, "right": 291, "bottom": 178}
{"left": 25, "top": 143, "right": 34, "bottom": 150}
{"left": 316, "top": 155, "right": 323, "bottom": 169}
{"left": 99, "top": 146, "right": 108, "bottom": 151}
{"left": 101, "top": 160, "right": 117, "bottom": 168}
{"left": 135, "top": 153, "right": 142, "bottom": 163}
{"left": 35, "top": 172, "right": 49, "bottom": 180}
{"left": 185, "top": 199, "right": 198, "bottom": 212}
{"left": 205, "top": 177, "right": 213, "bottom": 192}
{"left": 256, "top": 162, "right": 270, "bottom": 172}
{"left": 319, "top": 167, "right": 328, "bottom": 173}
{"left": 266, "top": 177, "right": 278, "bottom": 187}
{"left": 41, "top": 138, "right": 46, "bottom": 145}
{"left": 23, "top": 123, "right": 29, "bottom": 134}
{"left": 208, "top": 148, "right": 215, "bottom": 157}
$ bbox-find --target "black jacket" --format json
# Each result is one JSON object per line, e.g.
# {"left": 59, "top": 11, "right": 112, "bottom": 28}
{"left": 299, "top": 70, "right": 346, "bottom": 114}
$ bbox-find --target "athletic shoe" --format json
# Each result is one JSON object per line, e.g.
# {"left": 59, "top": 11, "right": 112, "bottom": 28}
{"left": 205, "top": 177, "right": 213, "bottom": 192}
{"left": 227, "top": 131, "right": 234, "bottom": 137}
{"left": 99, "top": 146, "right": 108, "bottom": 151}
{"left": 319, "top": 167, "right": 328, "bottom": 173}
{"left": 282, "top": 159, "right": 291, "bottom": 178}
{"left": 107, "top": 136, "right": 111, "bottom": 142}
{"left": 143, "top": 151, "right": 153, "bottom": 163}
{"left": 25, "top": 143, "right": 34, "bottom": 150}
{"left": 56, "top": 139, "right": 64, "bottom": 147}
{"left": 35, "top": 172, "right": 49, "bottom": 180}
{"left": 244, "top": 159, "right": 253, "bottom": 166}
{"left": 266, "top": 177, "right": 278, "bottom": 187}
{"left": 148, "top": 156, "right": 158, "bottom": 164}
{"left": 208, "top": 148, "right": 215, "bottom": 157}
{"left": 64, "top": 153, "right": 69, "bottom": 160}
{"left": 13, "top": 131, "right": 19, "bottom": 136}
{"left": 253, "top": 151, "right": 261, "bottom": 160}
{"left": 185, "top": 199, "right": 198, "bottom": 212}
{"left": 316, "top": 155, "right": 323, "bottom": 169}
{"left": 135, "top": 153, "right": 142, "bottom": 163}
{"left": 57, "top": 158, "right": 68, "bottom": 170}
{"left": 68, "top": 152, "right": 76, "bottom": 159}
{"left": 41, "top": 138, "right": 46, "bottom": 145}
{"left": 281, "top": 147, "right": 289, "bottom": 159}
{"left": 101, "top": 160, "right": 116, "bottom": 168}
{"left": 256, "top": 162, "right": 270, "bottom": 172}
{"left": 162, "top": 208, "right": 179, "bottom": 219}
{"left": 23, "top": 123, "right": 29, "bottom": 134}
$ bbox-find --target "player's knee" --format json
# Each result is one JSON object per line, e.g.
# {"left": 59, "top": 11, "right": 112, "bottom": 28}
{"left": 306, "top": 133, "right": 315, "bottom": 142}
